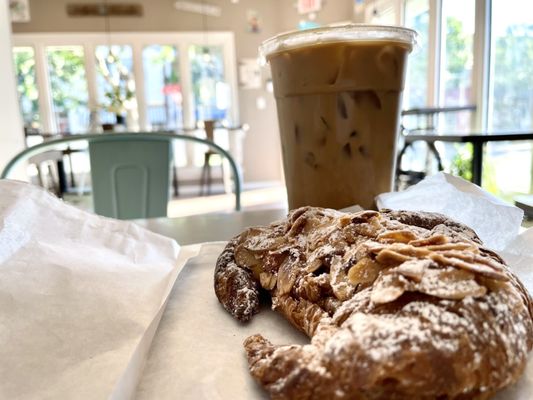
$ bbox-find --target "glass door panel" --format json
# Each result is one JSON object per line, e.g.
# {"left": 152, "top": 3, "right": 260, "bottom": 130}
{"left": 188, "top": 45, "right": 232, "bottom": 167}
{"left": 142, "top": 45, "right": 183, "bottom": 130}
{"left": 95, "top": 45, "right": 137, "bottom": 126}
{"left": 46, "top": 46, "right": 89, "bottom": 133}
{"left": 489, "top": 0, "right": 533, "bottom": 131}
{"left": 189, "top": 45, "right": 231, "bottom": 124}
{"left": 143, "top": 45, "right": 186, "bottom": 166}
{"left": 487, "top": 0, "right": 533, "bottom": 197}
{"left": 13, "top": 46, "right": 41, "bottom": 135}
{"left": 439, "top": 0, "right": 475, "bottom": 131}
{"left": 403, "top": 0, "right": 429, "bottom": 111}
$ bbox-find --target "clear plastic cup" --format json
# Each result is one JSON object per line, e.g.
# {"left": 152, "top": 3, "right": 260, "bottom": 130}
{"left": 260, "top": 24, "right": 417, "bottom": 210}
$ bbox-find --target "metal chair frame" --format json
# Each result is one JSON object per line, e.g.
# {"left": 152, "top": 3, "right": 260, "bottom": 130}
{"left": 1, "top": 132, "right": 242, "bottom": 212}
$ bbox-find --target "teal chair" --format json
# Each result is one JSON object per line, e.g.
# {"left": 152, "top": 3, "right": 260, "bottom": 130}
{"left": 1, "top": 132, "right": 242, "bottom": 219}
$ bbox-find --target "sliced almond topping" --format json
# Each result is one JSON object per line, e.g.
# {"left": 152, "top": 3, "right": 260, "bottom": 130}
{"left": 350, "top": 210, "right": 380, "bottom": 224}
{"left": 409, "top": 234, "right": 449, "bottom": 247}
{"left": 438, "top": 250, "right": 475, "bottom": 262}
{"left": 234, "top": 244, "right": 262, "bottom": 271}
{"left": 347, "top": 257, "right": 381, "bottom": 286}
{"left": 277, "top": 257, "right": 300, "bottom": 295}
{"left": 259, "top": 272, "right": 277, "bottom": 290}
{"left": 415, "top": 267, "right": 487, "bottom": 300}
{"left": 375, "top": 249, "right": 412, "bottom": 265}
{"left": 243, "top": 235, "right": 286, "bottom": 252}
{"left": 306, "top": 258, "right": 323, "bottom": 273}
{"left": 377, "top": 229, "right": 418, "bottom": 244}
{"left": 438, "top": 267, "right": 474, "bottom": 281}
{"left": 372, "top": 243, "right": 431, "bottom": 258}
{"left": 394, "top": 259, "right": 432, "bottom": 282}
{"left": 429, "top": 253, "right": 508, "bottom": 281}
{"left": 371, "top": 273, "right": 408, "bottom": 304}
{"left": 473, "top": 254, "right": 508, "bottom": 273}
{"left": 329, "top": 257, "right": 355, "bottom": 301}
{"left": 287, "top": 214, "right": 308, "bottom": 237}
{"left": 425, "top": 242, "right": 477, "bottom": 252}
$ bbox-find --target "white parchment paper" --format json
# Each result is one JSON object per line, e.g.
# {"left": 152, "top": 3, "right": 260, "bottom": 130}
{"left": 0, "top": 180, "right": 181, "bottom": 399}
{"left": 136, "top": 242, "right": 308, "bottom": 400}
{"left": 137, "top": 173, "right": 533, "bottom": 399}
{"left": 377, "top": 172, "right": 524, "bottom": 250}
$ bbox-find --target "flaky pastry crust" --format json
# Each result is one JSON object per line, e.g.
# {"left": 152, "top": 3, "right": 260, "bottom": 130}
{"left": 214, "top": 207, "right": 533, "bottom": 400}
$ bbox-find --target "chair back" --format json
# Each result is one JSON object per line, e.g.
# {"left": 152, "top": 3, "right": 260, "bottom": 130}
{"left": 89, "top": 138, "right": 171, "bottom": 219}
{"left": 1, "top": 132, "right": 242, "bottom": 220}
{"left": 203, "top": 120, "right": 216, "bottom": 142}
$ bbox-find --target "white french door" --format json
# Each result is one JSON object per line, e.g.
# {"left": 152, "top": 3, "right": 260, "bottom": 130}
{"left": 12, "top": 32, "right": 239, "bottom": 134}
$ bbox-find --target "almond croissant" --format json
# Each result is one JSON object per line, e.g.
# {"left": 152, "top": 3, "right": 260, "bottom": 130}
{"left": 214, "top": 207, "right": 533, "bottom": 400}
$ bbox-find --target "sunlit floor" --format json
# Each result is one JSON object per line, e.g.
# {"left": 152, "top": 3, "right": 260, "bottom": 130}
{"left": 63, "top": 182, "right": 288, "bottom": 218}
{"left": 167, "top": 184, "right": 288, "bottom": 217}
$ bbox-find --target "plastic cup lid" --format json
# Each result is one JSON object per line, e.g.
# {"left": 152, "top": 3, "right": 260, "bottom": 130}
{"left": 260, "top": 24, "right": 418, "bottom": 61}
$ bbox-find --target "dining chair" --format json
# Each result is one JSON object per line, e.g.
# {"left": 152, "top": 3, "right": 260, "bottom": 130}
{"left": 199, "top": 119, "right": 225, "bottom": 196}
{"left": 1, "top": 132, "right": 242, "bottom": 220}
{"left": 27, "top": 149, "right": 64, "bottom": 197}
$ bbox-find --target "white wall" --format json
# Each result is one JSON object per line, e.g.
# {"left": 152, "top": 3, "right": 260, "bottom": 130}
{"left": 277, "top": 0, "right": 356, "bottom": 31}
{"left": 0, "top": 0, "right": 25, "bottom": 174}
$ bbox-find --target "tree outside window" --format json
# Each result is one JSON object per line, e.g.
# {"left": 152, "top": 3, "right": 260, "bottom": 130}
{"left": 46, "top": 47, "right": 90, "bottom": 133}
{"left": 13, "top": 47, "right": 40, "bottom": 132}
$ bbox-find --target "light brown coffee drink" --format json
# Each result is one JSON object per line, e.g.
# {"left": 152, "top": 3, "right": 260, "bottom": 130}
{"left": 261, "top": 25, "right": 416, "bottom": 210}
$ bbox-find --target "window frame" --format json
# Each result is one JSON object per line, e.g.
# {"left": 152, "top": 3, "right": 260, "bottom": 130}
{"left": 12, "top": 31, "right": 239, "bottom": 134}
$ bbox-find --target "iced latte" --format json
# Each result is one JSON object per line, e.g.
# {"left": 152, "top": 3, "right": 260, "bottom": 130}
{"left": 261, "top": 25, "right": 416, "bottom": 210}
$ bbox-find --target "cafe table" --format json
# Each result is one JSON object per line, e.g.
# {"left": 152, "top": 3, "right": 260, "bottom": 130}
{"left": 401, "top": 130, "right": 533, "bottom": 186}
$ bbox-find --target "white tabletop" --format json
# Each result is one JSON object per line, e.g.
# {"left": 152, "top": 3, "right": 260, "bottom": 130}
{"left": 133, "top": 208, "right": 289, "bottom": 245}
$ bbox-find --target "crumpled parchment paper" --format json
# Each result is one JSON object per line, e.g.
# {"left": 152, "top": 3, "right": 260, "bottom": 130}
{"left": 0, "top": 180, "right": 181, "bottom": 399}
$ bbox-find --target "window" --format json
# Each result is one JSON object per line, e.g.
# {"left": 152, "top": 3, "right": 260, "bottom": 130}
{"left": 189, "top": 45, "right": 231, "bottom": 124}
{"left": 403, "top": 0, "right": 430, "bottom": 110}
{"left": 439, "top": 0, "right": 475, "bottom": 131}
{"left": 488, "top": 0, "right": 533, "bottom": 131}
{"left": 13, "top": 46, "right": 41, "bottom": 133}
{"left": 95, "top": 45, "right": 137, "bottom": 126}
{"left": 12, "top": 32, "right": 238, "bottom": 168}
{"left": 397, "top": 0, "right": 533, "bottom": 198}
{"left": 485, "top": 0, "right": 533, "bottom": 199}
{"left": 143, "top": 45, "right": 183, "bottom": 130}
{"left": 440, "top": 1, "right": 474, "bottom": 108}
{"left": 46, "top": 46, "right": 90, "bottom": 133}
{"left": 143, "top": 44, "right": 187, "bottom": 167}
